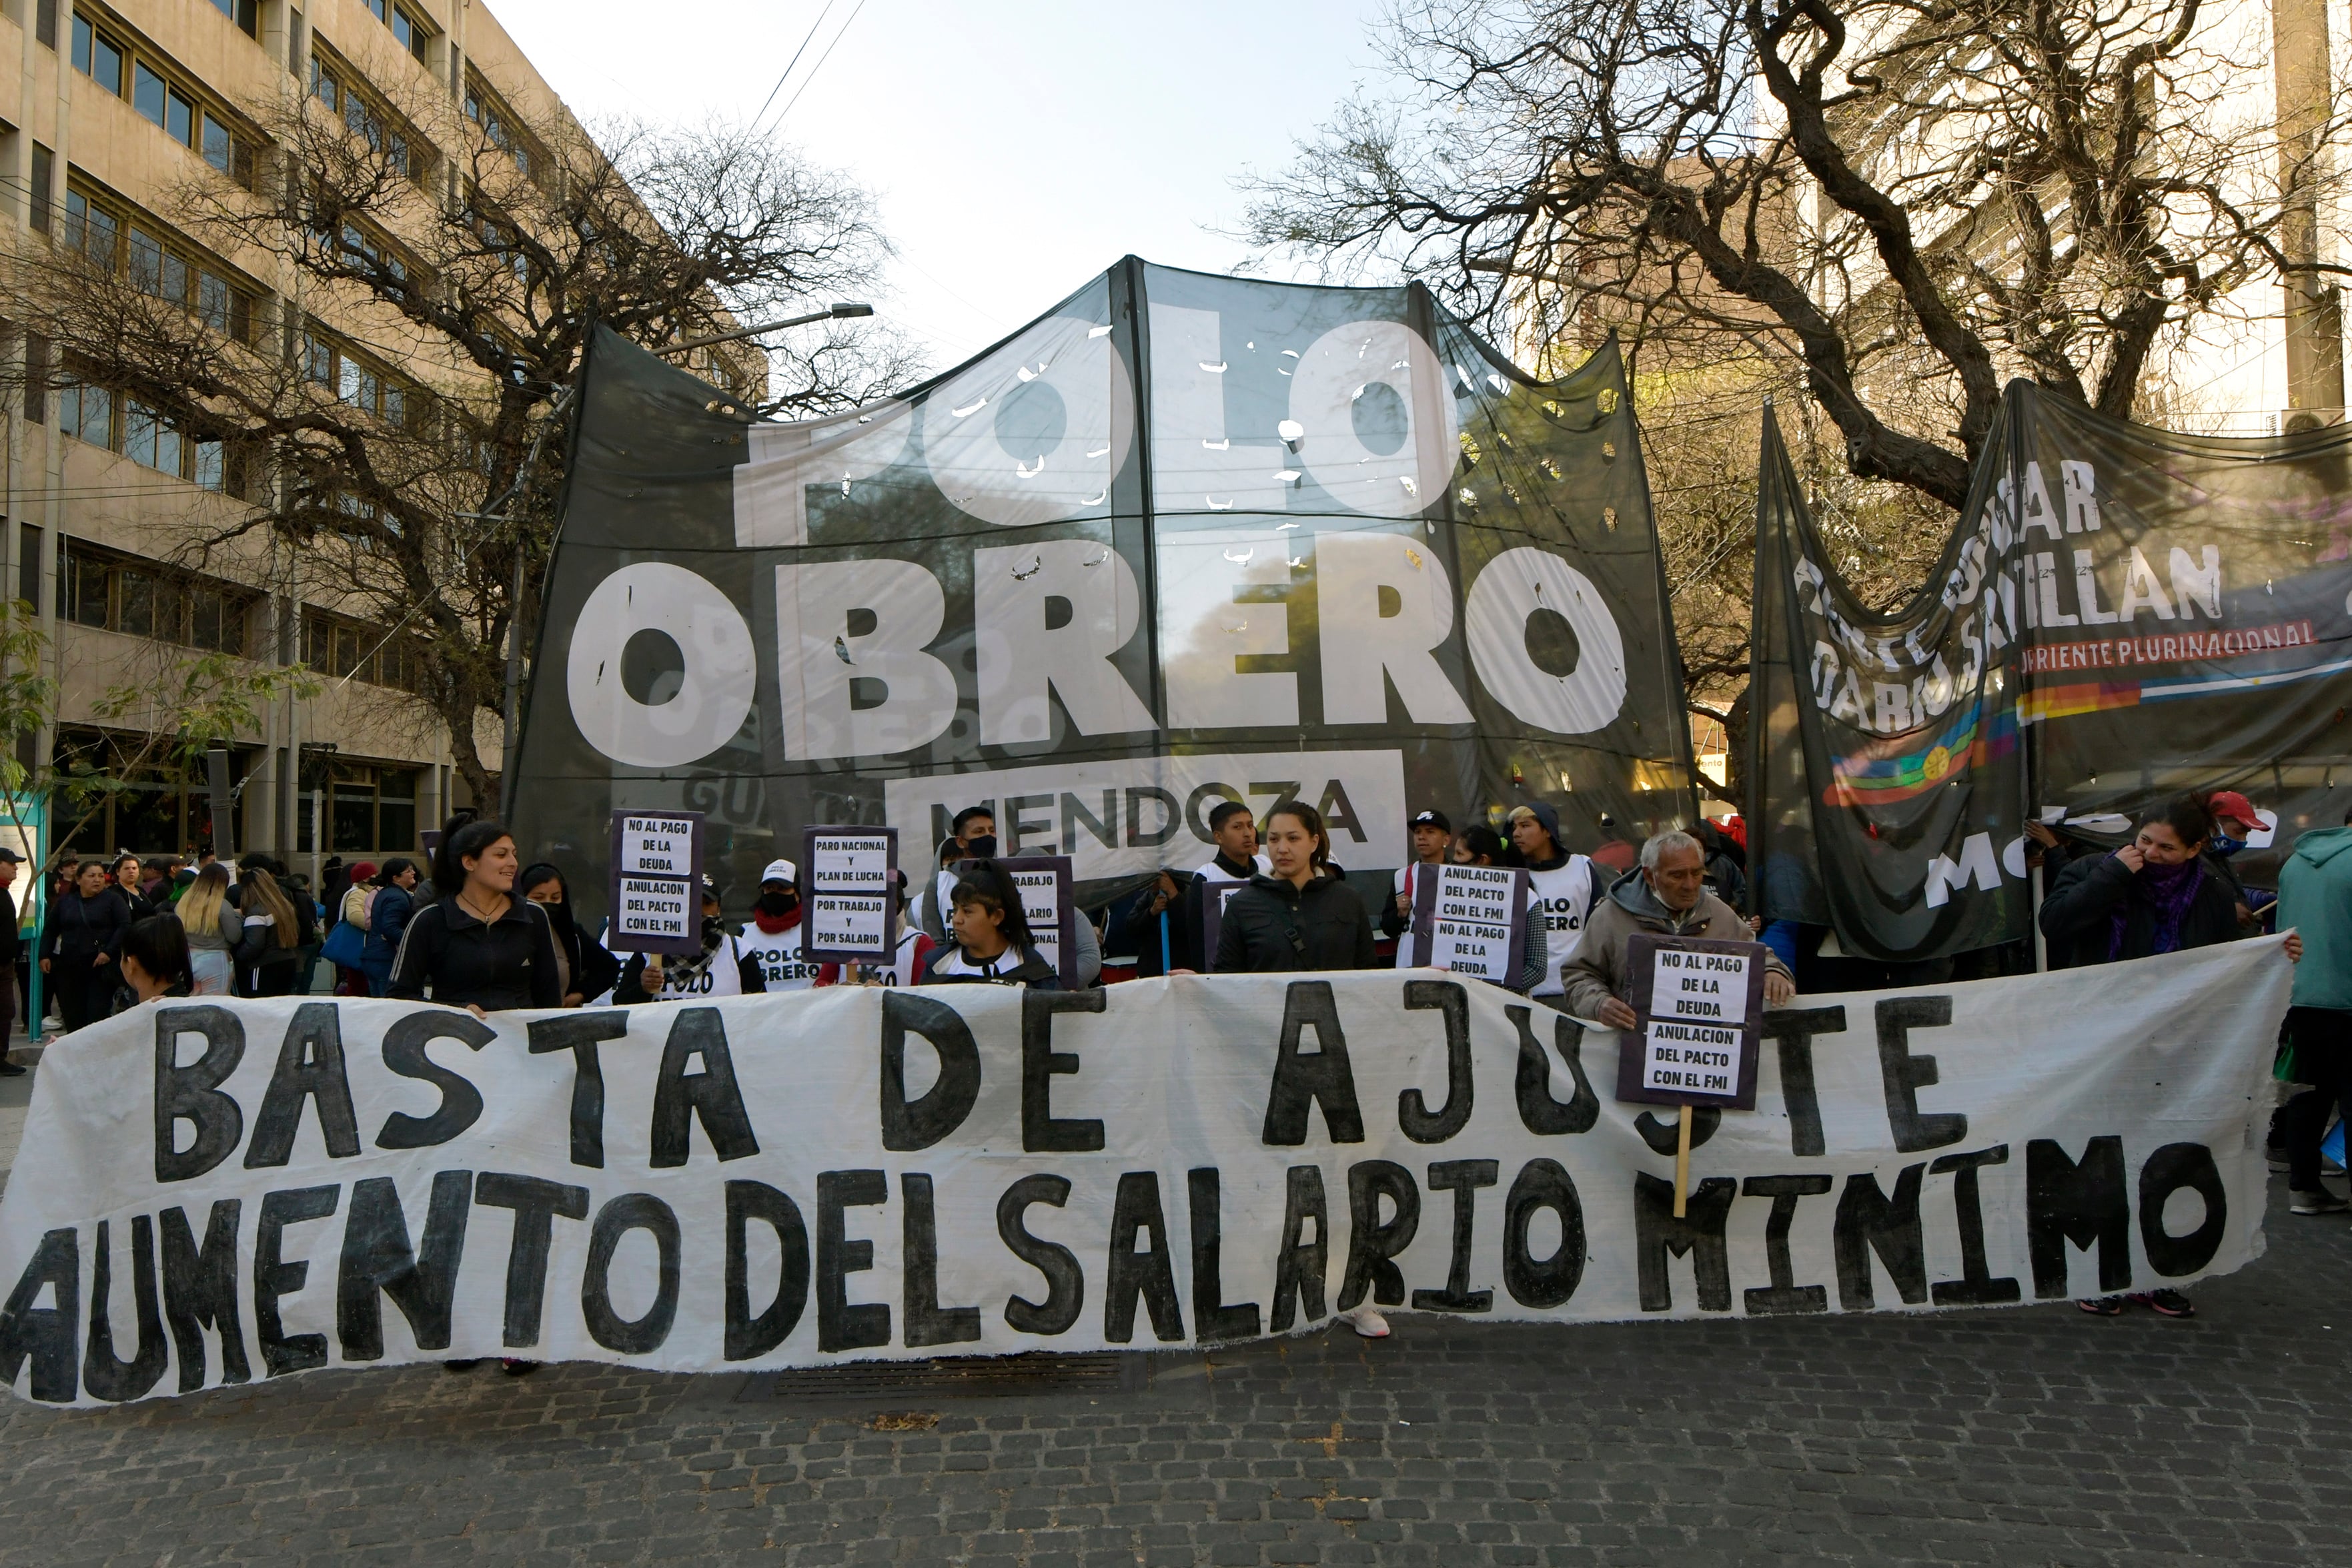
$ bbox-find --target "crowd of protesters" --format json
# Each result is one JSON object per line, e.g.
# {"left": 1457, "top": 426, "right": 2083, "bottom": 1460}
{"left": 1, "top": 781, "right": 2337, "bottom": 1337}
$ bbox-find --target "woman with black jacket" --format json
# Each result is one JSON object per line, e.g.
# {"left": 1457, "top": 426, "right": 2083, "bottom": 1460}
{"left": 39, "top": 860, "right": 132, "bottom": 1030}
{"left": 1214, "top": 802, "right": 1379, "bottom": 974}
{"left": 387, "top": 817, "right": 562, "bottom": 1015}
{"left": 2039, "top": 793, "right": 2302, "bottom": 1320}
{"left": 521, "top": 862, "right": 621, "bottom": 1006}
{"left": 112, "top": 853, "right": 157, "bottom": 921}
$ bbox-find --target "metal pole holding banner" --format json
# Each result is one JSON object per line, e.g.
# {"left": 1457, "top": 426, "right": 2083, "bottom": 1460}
{"left": 1674, "top": 1106, "right": 1694, "bottom": 1217}
{"left": 2031, "top": 862, "right": 2047, "bottom": 972}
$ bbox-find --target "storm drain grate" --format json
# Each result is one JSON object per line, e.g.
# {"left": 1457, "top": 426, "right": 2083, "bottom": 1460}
{"left": 756, "top": 1352, "right": 1141, "bottom": 1402}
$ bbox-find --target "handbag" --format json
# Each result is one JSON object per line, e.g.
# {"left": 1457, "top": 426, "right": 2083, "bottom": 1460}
{"left": 320, "top": 918, "right": 366, "bottom": 969}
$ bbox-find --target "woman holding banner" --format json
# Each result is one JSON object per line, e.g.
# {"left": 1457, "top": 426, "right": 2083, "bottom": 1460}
{"left": 1213, "top": 802, "right": 1379, "bottom": 974}
{"left": 2040, "top": 793, "right": 2303, "bottom": 1319}
{"left": 915, "top": 860, "right": 1062, "bottom": 988}
{"left": 386, "top": 818, "right": 562, "bottom": 1016}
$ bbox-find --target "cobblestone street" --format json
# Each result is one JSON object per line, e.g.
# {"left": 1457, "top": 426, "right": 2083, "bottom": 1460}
{"left": 1, "top": 1174, "right": 2345, "bottom": 1567}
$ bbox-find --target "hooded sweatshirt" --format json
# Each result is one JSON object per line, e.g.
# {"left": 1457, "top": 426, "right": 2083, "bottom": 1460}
{"left": 2279, "top": 825, "right": 2352, "bottom": 1011}
{"left": 1559, "top": 867, "right": 1789, "bottom": 1022}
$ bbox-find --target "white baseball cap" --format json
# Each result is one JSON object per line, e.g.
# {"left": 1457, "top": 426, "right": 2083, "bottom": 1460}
{"left": 760, "top": 858, "right": 797, "bottom": 886}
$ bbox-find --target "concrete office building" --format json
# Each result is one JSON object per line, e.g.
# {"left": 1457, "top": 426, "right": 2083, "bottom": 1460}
{"left": 0, "top": 0, "right": 599, "bottom": 878}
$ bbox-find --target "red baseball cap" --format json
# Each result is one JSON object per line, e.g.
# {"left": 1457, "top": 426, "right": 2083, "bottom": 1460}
{"left": 2208, "top": 790, "right": 2261, "bottom": 830}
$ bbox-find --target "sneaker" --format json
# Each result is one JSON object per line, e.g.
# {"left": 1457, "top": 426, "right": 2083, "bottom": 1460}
{"left": 0, "top": 1060, "right": 23, "bottom": 1077}
{"left": 2267, "top": 1152, "right": 2293, "bottom": 1174}
{"left": 2291, "top": 1189, "right": 2351, "bottom": 1216}
{"left": 1339, "top": 1307, "right": 1390, "bottom": 1339}
{"left": 2129, "top": 1289, "right": 2195, "bottom": 1318}
{"left": 2077, "top": 1295, "right": 2126, "bottom": 1316}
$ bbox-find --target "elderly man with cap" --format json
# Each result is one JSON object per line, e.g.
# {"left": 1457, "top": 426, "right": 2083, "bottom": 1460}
{"left": 1562, "top": 830, "right": 1794, "bottom": 1030}
{"left": 1508, "top": 800, "right": 1602, "bottom": 1005}
{"left": 739, "top": 858, "right": 822, "bottom": 994}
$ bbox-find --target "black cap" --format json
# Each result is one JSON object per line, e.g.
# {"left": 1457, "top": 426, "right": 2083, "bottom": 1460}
{"left": 1409, "top": 809, "right": 1452, "bottom": 834}
{"left": 0, "top": 848, "right": 20, "bottom": 864}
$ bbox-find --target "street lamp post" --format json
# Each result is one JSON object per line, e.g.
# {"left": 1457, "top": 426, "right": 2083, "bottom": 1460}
{"left": 658, "top": 301, "right": 874, "bottom": 355}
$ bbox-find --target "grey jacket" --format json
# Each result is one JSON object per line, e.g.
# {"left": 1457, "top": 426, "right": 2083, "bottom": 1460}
{"left": 1559, "top": 868, "right": 1790, "bottom": 1020}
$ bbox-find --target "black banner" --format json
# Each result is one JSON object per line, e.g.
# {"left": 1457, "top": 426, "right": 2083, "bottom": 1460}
{"left": 1748, "top": 405, "right": 2028, "bottom": 961}
{"left": 514, "top": 259, "right": 1698, "bottom": 922}
{"left": 1753, "top": 383, "right": 2352, "bottom": 961}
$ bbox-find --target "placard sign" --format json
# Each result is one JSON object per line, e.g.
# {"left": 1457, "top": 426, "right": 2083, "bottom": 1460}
{"left": 998, "top": 855, "right": 1078, "bottom": 986}
{"left": 800, "top": 826, "right": 898, "bottom": 962}
{"left": 1613, "top": 933, "right": 1766, "bottom": 1110}
{"left": 606, "top": 810, "right": 704, "bottom": 954}
{"left": 1407, "top": 862, "right": 1530, "bottom": 986}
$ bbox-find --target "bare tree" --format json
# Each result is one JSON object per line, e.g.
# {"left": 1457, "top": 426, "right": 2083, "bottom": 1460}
{"left": 9, "top": 84, "right": 919, "bottom": 807}
{"left": 1245, "top": 0, "right": 2347, "bottom": 511}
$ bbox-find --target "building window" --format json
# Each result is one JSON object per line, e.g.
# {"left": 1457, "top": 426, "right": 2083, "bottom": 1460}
{"left": 302, "top": 608, "right": 426, "bottom": 692}
{"left": 298, "top": 759, "right": 418, "bottom": 854}
{"left": 131, "top": 61, "right": 167, "bottom": 127}
{"left": 207, "top": 0, "right": 259, "bottom": 39}
{"left": 464, "top": 77, "right": 532, "bottom": 175}
{"left": 80, "top": 17, "right": 255, "bottom": 186}
{"left": 60, "top": 542, "right": 254, "bottom": 652}
{"left": 36, "top": 0, "right": 57, "bottom": 51}
{"left": 313, "top": 53, "right": 430, "bottom": 185}
{"left": 56, "top": 378, "right": 113, "bottom": 450}
{"left": 303, "top": 333, "right": 422, "bottom": 429}
{"left": 65, "top": 185, "right": 258, "bottom": 344}
{"left": 364, "top": 0, "right": 432, "bottom": 63}
{"left": 29, "top": 145, "right": 52, "bottom": 233}
{"left": 71, "top": 14, "right": 125, "bottom": 96}
{"left": 56, "top": 728, "right": 245, "bottom": 855}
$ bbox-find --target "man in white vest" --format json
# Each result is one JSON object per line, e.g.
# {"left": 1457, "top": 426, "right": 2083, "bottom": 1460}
{"left": 1177, "top": 799, "right": 1271, "bottom": 972}
{"left": 1386, "top": 808, "right": 1453, "bottom": 966}
{"left": 1510, "top": 801, "right": 1598, "bottom": 1004}
{"left": 739, "top": 858, "right": 821, "bottom": 993}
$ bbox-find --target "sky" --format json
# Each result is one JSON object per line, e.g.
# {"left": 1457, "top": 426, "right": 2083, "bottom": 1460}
{"left": 484, "top": 0, "right": 1401, "bottom": 375}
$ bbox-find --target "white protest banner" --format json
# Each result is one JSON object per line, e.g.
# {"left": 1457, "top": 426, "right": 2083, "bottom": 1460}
{"left": 0, "top": 939, "right": 2291, "bottom": 1406}
{"left": 1409, "top": 863, "right": 1528, "bottom": 986}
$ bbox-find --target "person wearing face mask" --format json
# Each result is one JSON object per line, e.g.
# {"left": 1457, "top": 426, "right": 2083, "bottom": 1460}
{"left": 2203, "top": 789, "right": 2270, "bottom": 930}
{"left": 740, "top": 858, "right": 821, "bottom": 993}
{"left": 2040, "top": 794, "right": 2302, "bottom": 1319}
{"left": 917, "top": 808, "right": 1001, "bottom": 946}
{"left": 519, "top": 864, "right": 618, "bottom": 1008}
{"left": 616, "top": 876, "right": 767, "bottom": 1002}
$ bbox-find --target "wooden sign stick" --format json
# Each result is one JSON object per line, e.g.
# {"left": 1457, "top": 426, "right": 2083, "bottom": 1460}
{"left": 1674, "top": 1104, "right": 1693, "bottom": 1219}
